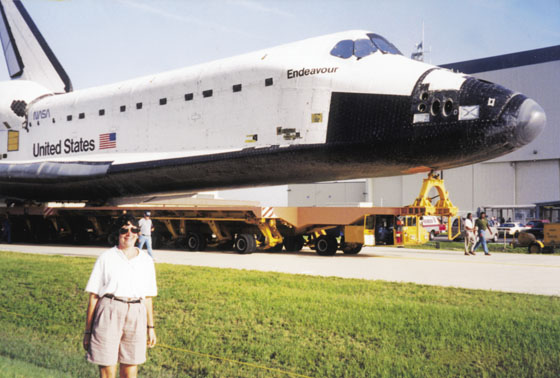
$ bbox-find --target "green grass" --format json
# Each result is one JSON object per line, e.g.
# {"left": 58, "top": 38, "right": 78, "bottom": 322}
{"left": 0, "top": 251, "right": 559, "bottom": 377}
{"left": 407, "top": 240, "right": 555, "bottom": 254}
{"left": 0, "top": 355, "right": 74, "bottom": 378}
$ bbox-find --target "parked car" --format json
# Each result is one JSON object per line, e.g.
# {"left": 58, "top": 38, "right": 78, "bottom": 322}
{"left": 421, "top": 216, "right": 446, "bottom": 240}
{"left": 525, "top": 219, "right": 550, "bottom": 228}
{"left": 524, "top": 221, "right": 547, "bottom": 239}
{"left": 451, "top": 217, "right": 499, "bottom": 242}
{"left": 497, "top": 222, "right": 528, "bottom": 237}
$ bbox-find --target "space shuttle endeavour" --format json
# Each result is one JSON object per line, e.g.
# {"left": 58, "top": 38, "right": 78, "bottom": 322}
{"left": 0, "top": 0, "right": 546, "bottom": 201}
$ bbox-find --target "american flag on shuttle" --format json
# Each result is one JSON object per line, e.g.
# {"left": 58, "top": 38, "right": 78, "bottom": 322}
{"left": 99, "top": 132, "right": 117, "bottom": 149}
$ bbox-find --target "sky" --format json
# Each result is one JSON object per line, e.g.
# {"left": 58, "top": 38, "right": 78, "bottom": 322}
{"left": 1, "top": 0, "right": 558, "bottom": 90}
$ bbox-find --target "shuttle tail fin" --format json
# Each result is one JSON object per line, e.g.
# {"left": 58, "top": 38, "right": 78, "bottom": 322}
{"left": 0, "top": 0, "right": 72, "bottom": 93}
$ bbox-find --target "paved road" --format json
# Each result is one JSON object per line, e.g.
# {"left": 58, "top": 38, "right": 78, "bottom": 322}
{"left": 1, "top": 243, "right": 558, "bottom": 296}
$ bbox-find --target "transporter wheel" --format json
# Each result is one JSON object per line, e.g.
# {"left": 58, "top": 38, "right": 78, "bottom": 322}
{"left": 342, "top": 243, "right": 362, "bottom": 255}
{"left": 235, "top": 234, "right": 256, "bottom": 254}
{"left": 315, "top": 235, "right": 338, "bottom": 256}
{"left": 528, "top": 242, "right": 542, "bottom": 254}
{"left": 186, "top": 232, "right": 207, "bottom": 251}
{"left": 284, "top": 235, "right": 304, "bottom": 252}
{"left": 492, "top": 234, "right": 499, "bottom": 243}
{"left": 429, "top": 231, "right": 436, "bottom": 241}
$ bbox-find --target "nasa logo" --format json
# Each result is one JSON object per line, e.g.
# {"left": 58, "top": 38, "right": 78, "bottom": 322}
{"left": 33, "top": 109, "right": 50, "bottom": 120}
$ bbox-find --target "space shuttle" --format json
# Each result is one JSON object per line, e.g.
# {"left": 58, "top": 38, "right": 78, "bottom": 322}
{"left": 0, "top": 0, "right": 546, "bottom": 201}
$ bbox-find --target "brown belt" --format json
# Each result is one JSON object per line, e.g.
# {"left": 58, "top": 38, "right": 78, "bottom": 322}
{"left": 104, "top": 294, "right": 141, "bottom": 304}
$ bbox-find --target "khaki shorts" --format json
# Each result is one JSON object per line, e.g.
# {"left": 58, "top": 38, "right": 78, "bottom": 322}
{"left": 87, "top": 296, "right": 147, "bottom": 366}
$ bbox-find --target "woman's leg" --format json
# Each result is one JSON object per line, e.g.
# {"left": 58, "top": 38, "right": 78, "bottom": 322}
{"left": 99, "top": 365, "right": 117, "bottom": 378}
{"left": 120, "top": 364, "right": 138, "bottom": 378}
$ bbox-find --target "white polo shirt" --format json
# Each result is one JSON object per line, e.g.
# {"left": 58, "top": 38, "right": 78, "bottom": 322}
{"left": 139, "top": 218, "right": 152, "bottom": 236}
{"left": 85, "top": 246, "right": 157, "bottom": 298}
{"left": 464, "top": 218, "right": 475, "bottom": 233}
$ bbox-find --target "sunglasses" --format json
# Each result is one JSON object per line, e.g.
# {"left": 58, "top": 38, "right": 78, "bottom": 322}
{"left": 119, "top": 227, "right": 140, "bottom": 235}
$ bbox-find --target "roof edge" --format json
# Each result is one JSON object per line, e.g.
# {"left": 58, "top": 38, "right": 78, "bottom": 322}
{"left": 440, "top": 45, "right": 560, "bottom": 74}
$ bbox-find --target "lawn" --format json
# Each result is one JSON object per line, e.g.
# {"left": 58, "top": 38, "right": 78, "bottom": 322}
{"left": 0, "top": 251, "right": 558, "bottom": 377}
{"left": 407, "top": 239, "right": 557, "bottom": 254}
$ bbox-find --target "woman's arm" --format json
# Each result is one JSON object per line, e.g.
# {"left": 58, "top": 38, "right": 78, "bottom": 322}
{"left": 145, "top": 297, "right": 157, "bottom": 348}
{"left": 83, "top": 293, "right": 99, "bottom": 351}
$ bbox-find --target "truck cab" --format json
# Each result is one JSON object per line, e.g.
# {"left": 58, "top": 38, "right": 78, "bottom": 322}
{"left": 362, "top": 214, "right": 429, "bottom": 247}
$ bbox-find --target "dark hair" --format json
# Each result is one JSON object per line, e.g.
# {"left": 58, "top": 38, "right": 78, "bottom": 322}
{"left": 114, "top": 213, "right": 139, "bottom": 233}
{"left": 467, "top": 212, "right": 472, "bottom": 218}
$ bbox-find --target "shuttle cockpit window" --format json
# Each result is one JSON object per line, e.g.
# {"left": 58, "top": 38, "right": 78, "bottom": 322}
{"left": 367, "top": 33, "right": 402, "bottom": 55}
{"left": 354, "top": 39, "right": 378, "bottom": 58}
{"left": 330, "top": 39, "right": 354, "bottom": 59}
{"left": 330, "top": 34, "right": 402, "bottom": 59}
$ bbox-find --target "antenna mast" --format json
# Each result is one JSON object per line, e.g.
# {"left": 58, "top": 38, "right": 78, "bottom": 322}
{"left": 411, "top": 21, "right": 428, "bottom": 62}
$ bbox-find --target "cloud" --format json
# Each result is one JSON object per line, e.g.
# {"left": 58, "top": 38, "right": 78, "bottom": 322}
{"left": 115, "top": 0, "right": 255, "bottom": 37}
{"left": 227, "top": 0, "right": 293, "bottom": 18}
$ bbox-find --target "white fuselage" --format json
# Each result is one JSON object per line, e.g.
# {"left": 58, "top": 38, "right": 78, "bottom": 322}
{"left": 1, "top": 31, "right": 441, "bottom": 166}
{"left": 0, "top": 29, "right": 544, "bottom": 201}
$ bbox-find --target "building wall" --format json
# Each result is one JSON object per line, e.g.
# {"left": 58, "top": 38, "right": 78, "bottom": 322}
{"left": 287, "top": 181, "right": 366, "bottom": 207}
{"left": 216, "top": 181, "right": 366, "bottom": 207}
{"left": 478, "top": 61, "right": 560, "bottom": 162}
{"left": 515, "top": 160, "right": 560, "bottom": 203}
{"left": 216, "top": 185, "right": 290, "bottom": 206}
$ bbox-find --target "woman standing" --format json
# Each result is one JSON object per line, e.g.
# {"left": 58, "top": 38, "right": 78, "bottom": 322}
{"left": 83, "top": 214, "right": 157, "bottom": 378}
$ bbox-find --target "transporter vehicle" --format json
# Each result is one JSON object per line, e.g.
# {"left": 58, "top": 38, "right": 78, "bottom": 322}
{"left": 0, "top": 198, "right": 426, "bottom": 256}
{"left": 497, "top": 222, "right": 528, "bottom": 237}
{"left": 526, "top": 223, "right": 560, "bottom": 253}
{"left": 0, "top": 173, "right": 454, "bottom": 256}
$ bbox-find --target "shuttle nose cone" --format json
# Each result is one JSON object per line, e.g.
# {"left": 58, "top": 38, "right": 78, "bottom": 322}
{"left": 514, "top": 98, "right": 546, "bottom": 146}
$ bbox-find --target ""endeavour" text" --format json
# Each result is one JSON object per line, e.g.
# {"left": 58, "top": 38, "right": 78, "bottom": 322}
{"left": 287, "top": 67, "right": 339, "bottom": 79}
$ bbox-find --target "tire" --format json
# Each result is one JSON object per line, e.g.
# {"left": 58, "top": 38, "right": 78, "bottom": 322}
{"left": 234, "top": 234, "right": 256, "bottom": 254}
{"left": 429, "top": 231, "right": 436, "bottom": 241}
{"left": 269, "top": 243, "right": 283, "bottom": 252}
{"left": 315, "top": 235, "right": 338, "bottom": 256}
{"left": 492, "top": 234, "right": 499, "bottom": 243}
{"left": 283, "top": 235, "right": 304, "bottom": 252}
{"left": 514, "top": 231, "right": 519, "bottom": 238}
{"left": 186, "top": 232, "right": 207, "bottom": 251}
{"left": 528, "top": 242, "right": 542, "bottom": 254}
{"left": 342, "top": 243, "right": 362, "bottom": 255}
